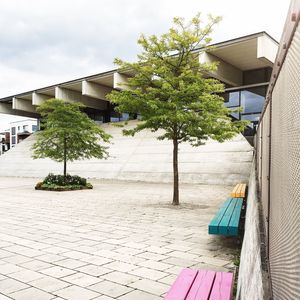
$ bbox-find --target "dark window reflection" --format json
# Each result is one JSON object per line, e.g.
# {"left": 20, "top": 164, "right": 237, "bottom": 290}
{"left": 224, "top": 91, "right": 239, "bottom": 107}
{"left": 241, "top": 87, "right": 265, "bottom": 114}
{"left": 241, "top": 113, "right": 260, "bottom": 122}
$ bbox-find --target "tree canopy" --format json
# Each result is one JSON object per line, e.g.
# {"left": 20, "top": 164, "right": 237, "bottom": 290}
{"left": 108, "top": 14, "right": 248, "bottom": 205}
{"left": 32, "top": 98, "right": 111, "bottom": 178}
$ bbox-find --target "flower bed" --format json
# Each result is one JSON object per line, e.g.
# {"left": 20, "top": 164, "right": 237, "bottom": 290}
{"left": 35, "top": 173, "right": 93, "bottom": 191}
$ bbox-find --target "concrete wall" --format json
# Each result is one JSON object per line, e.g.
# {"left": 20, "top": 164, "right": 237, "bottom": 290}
{"left": 236, "top": 161, "right": 268, "bottom": 299}
{"left": 0, "top": 121, "right": 253, "bottom": 185}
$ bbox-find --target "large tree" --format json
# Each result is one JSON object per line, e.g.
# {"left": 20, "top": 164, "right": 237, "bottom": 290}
{"left": 32, "top": 99, "right": 111, "bottom": 180}
{"left": 108, "top": 14, "right": 248, "bottom": 205}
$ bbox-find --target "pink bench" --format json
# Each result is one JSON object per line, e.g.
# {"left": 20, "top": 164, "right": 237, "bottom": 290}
{"left": 164, "top": 269, "right": 234, "bottom": 300}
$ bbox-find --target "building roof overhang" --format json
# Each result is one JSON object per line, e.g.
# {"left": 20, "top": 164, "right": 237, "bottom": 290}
{"left": 0, "top": 31, "right": 278, "bottom": 117}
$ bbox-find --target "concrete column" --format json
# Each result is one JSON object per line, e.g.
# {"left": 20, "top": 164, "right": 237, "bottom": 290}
{"left": 32, "top": 92, "right": 50, "bottom": 106}
{"left": 82, "top": 81, "right": 112, "bottom": 100}
{"left": 113, "top": 72, "right": 130, "bottom": 90}
{"left": 55, "top": 87, "right": 107, "bottom": 110}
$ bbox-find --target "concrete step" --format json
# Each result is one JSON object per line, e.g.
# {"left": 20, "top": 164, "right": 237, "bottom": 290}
{"left": 0, "top": 121, "right": 253, "bottom": 185}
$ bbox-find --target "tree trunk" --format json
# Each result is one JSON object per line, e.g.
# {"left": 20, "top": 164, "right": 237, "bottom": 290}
{"left": 172, "top": 138, "right": 179, "bottom": 205}
{"left": 63, "top": 136, "right": 67, "bottom": 183}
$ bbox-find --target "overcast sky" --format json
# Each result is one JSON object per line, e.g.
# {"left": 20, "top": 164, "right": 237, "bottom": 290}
{"left": 0, "top": 0, "right": 290, "bottom": 130}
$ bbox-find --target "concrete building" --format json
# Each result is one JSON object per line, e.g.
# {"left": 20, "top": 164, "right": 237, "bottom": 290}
{"left": 0, "top": 130, "right": 10, "bottom": 155}
{"left": 0, "top": 32, "right": 278, "bottom": 137}
{"left": 9, "top": 119, "right": 38, "bottom": 148}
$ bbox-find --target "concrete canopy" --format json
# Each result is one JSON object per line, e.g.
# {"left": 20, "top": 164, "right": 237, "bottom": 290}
{"left": 0, "top": 32, "right": 278, "bottom": 117}
{"left": 199, "top": 32, "right": 278, "bottom": 86}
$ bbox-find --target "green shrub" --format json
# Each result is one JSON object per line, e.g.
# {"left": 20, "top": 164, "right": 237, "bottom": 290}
{"left": 35, "top": 173, "right": 93, "bottom": 191}
{"left": 43, "top": 173, "right": 87, "bottom": 186}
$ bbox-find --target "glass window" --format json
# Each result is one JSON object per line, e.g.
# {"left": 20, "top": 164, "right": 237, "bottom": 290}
{"left": 241, "top": 87, "right": 265, "bottom": 114}
{"left": 11, "top": 127, "right": 16, "bottom": 135}
{"left": 23, "top": 125, "right": 28, "bottom": 131}
{"left": 12, "top": 136, "right": 16, "bottom": 144}
{"left": 230, "top": 111, "right": 239, "bottom": 120}
{"left": 241, "top": 113, "right": 261, "bottom": 123}
{"left": 224, "top": 91, "right": 239, "bottom": 107}
{"left": 32, "top": 125, "right": 37, "bottom": 132}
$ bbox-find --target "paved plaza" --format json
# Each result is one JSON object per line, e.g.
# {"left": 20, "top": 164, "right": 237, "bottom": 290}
{"left": 0, "top": 177, "right": 237, "bottom": 300}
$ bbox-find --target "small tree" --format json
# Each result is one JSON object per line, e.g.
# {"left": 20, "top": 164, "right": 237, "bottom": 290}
{"left": 108, "top": 14, "right": 248, "bottom": 205}
{"left": 32, "top": 99, "right": 111, "bottom": 180}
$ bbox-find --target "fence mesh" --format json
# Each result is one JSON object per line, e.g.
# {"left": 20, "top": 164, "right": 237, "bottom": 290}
{"left": 256, "top": 19, "right": 300, "bottom": 299}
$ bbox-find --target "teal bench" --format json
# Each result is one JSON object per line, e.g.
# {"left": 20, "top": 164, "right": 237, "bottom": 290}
{"left": 208, "top": 197, "right": 243, "bottom": 236}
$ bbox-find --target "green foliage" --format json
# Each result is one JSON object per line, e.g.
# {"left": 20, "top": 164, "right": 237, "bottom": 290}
{"left": 108, "top": 13, "right": 248, "bottom": 145}
{"left": 43, "top": 173, "right": 87, "bottom": 186}
{"left": 32, "top": 99, "right": 111, "bottom": 176}
{"left": 35, "top": 173, "right": 93, "bottom": 191}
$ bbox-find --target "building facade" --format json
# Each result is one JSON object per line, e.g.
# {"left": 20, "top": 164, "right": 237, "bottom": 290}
{"left": 9, "top": 119, "right": 38, "bottom": 148}
{"left": 0, "top": 32, "right": 278, "bottom": 138}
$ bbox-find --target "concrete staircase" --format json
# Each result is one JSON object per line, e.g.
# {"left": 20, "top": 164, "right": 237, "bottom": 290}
{"left": 0, "top": 121, "right": 253, "bottom": 185}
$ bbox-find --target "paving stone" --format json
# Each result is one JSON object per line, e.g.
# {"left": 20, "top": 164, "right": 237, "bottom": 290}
{"left": 93, "top": 296, "right": 115, "bottom": 300}
{"left": 35, "top": 253, "right": 65, "bottom": 263}
{"left": 0, "top": 294, "right": 12, "bottom": 300}
{"left": 40, "top": 266, "right": 76, "bottom": 278}
{"left": 2, "top": 255, "right": 32, "bottom": 265}
{"left": 62, "top": 251, "right": 91, "bottom": 260}
{"left": 62, "top": 272, "right": 102, "bottom": 287}
{"left": 0, "top": 274, "right": 7, "bottom": 280}
{"left": 80, "top": 255, "right": 112, "bottom": 266}
{"left": 9, "top": 287, "right": 54, "bottom": 300}
{"left": 117, "top": 289, "right": 162, "bottom": 300}
{"left": 30, "top": 276, "right": 71, "bottom": 292}
{"left": 138, "top": 260, "right": 173, "bottom": 271}
{"left": 9, "top": 269, "right": 45, "bottom": 283}
{"left": 129, "top": 278, "right": 169, "bottom": 296}
{"left": 101, "top": 271, "right": 140, "bottom": 285}
{"left": 128, "top": 267, "right": 168, "bottom": 281}
{"left": 161, "top": 257, "right": 197, "bottom": 267}
{"left": 19, "top": 259, "right": 53, "bottom": 271}
{"left": 0, "top": 250, "right": 14, "bottom": 259}
{"left": 158, "top": 273, "right": 177, "bottom": 285}
{"left": 0, "top": 278, "right": 29, "bottom": 294}
{"left": 89, "top": 280, "right": 133, "bottom": 298}
{"left": 104, "top": 261, "right": 138, "bottom": 272}
{"left": 0, "top": 263, "right": 24, "bottom": 275}
{"left": 146, "top": 246, "right": 172, "bottom": 255}
{"left": 55, "top": 285, "right": 100, "bottom": 300}
{"left": 197, "top": 256, "right": 231, "bottom": 267}
{"left": 76, "top": 264, "right": 112, "bottom": 277}
{"left": 167, "top": 250, "right": 200, "bottom": 261}
{"left": 137, "top": 252, "right": 168, "bottom": 261}
{"left": 55, "top": 258, "right": 88, "bottom": 269}
{"left": 114, "top": 247, "right": 143, "bottom": 256}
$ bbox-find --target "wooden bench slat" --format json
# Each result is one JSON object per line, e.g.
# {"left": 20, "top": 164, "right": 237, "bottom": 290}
{"left": 208, "top": 198, "right": 232, "bottom": 234}
{"left": 218, "top": 198, "right": 237, "bottom": 235}
{"left": 209, "top": 272, "right": 234, "bottom": 300}
{"left": 228, "top": 198, "right": 243, "bottom": 235}
{"left": 164, "top": 268, "right": 198, "bottom": 300}
{"left": 237, "top": 184, "right": 246, "bottom": 197}
{"left": 186, "top": 270, "right": 216, "bottom": 300}
{"left": 230, "top": 184, "right": 239, "bottom": 197}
